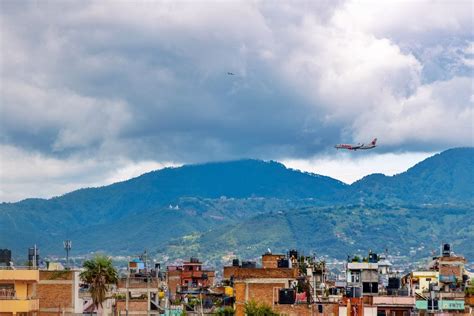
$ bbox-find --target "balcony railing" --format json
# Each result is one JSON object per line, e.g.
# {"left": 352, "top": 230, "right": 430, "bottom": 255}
{"left": 0, "top": 266, "right": 38, "bottom": 270}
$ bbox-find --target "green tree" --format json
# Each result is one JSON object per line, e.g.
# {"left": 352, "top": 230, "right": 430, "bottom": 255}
{"left": 244, "top": 300, "right": 279, "bottom": 316}
{"left": 80, "top": 255, "right": 118, "bottom": 310}
{"left": 213, "top": 306, "right": 235, "bottom": 315}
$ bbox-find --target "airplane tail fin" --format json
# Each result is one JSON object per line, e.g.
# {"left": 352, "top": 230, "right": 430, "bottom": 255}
{"left": 371, "top": 138, "right": 377, "bottom": 145}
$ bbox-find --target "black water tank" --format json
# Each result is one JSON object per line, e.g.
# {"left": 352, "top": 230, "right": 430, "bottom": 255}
{"left": 241, "top": 261, "right": 256, "bottom": 268}
{"left": 232, "top": 259, "right": 240, "bottom": 267}
{"left": 388, "top": 277, "right": 401, "bottom": 289}
{"left": 0, "top": 249, "right": 11, "bottom": 266}
{"left": 28, "top": 247, "right": 40, "bottom": 266}
{"left": 442, "top": 244, "right": 451, "bottom": 257}
{"left": 368, "top": 252, "right": 378, "bottom": 263}
{"left": 277, "top": 258, "right": 290, "bottom": 268}
{"left": 289, "top": 250, "right": 298, "bottom": 259}
{"left": 278, "top": 288, "right": 296, "bottom": 304}
{"left": 318, "top": 305, "right": 323, "bottom": 313}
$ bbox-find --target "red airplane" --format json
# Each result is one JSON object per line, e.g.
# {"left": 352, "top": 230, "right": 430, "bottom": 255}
{"left": 335, "top": 138, "right": 377, "bottom": 151}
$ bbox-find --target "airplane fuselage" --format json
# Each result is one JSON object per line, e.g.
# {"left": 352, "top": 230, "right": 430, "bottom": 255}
{"left": 335, "top": 138, "right": 377, "bottom": 151}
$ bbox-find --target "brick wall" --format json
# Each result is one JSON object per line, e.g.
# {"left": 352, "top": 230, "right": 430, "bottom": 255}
{"left": 38, "top": 271, "right": 75, "bottom": 312}
{"left": 37, "top": 283, "right": 73, "bottom": 309}
{"left": 115, "top": 300, "right": 148, "bottom": 312}
{"left": 234, "top": 281, "right": 288, "bottom": 316}
{"left": 167, "top": 270, "right": 181, "bottom": 297}
{"left": 262, "top": 254, "right": 285, "bottom": 269}
{"left": 439, "top": 264, "right": 462, "bottom": 278}
{"left": 223, "top": 267, "right": 298, "bottom": 279}
{"left": 275, "top": 303, "right": 339, "bottom": 316}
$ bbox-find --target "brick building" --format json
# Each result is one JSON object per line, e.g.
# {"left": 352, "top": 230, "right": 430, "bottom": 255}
{"left": 37, "top": 270, "right": 84, "bottom": 315}
{"left": 224, "top": 253, "right": 301, "bottom": 316}
{"left": 166, "top": 258, "right": 215, "bottom": 298}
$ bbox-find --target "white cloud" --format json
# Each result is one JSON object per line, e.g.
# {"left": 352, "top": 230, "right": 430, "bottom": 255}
{"left": 0, "top": 145, "right": 178, "bottom": 202}
{"left": 283, "top": 151, "right": 436, "bottom": 184}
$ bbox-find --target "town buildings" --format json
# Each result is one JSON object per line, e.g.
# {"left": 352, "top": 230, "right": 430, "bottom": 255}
{"left": 0, "top": 244, "right": 472, "bottom": 316}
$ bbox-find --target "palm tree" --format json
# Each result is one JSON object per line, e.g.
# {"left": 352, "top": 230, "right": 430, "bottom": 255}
{"left": 80, "top": 255, "right": 118, "bottom": 313}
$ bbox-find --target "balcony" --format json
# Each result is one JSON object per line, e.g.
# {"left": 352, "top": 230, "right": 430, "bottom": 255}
{"left": 0, "top": 298, "right": 39, "bottom": 313}
{"left": 0, "top": 268, "right": 39, "bottom": 281}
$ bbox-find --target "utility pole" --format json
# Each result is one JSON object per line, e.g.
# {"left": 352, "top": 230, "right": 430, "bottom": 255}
{"left": 126, "top": 263, "right": 129, "bottom": 316}
{"left": 145, "top": 250, "right": 150, "bottom": 316}
{"left": 33, "top": 244, "right": 37, "bottom": 268}
{"left": 63, "top": 240, "right": 72, "bottom": 269}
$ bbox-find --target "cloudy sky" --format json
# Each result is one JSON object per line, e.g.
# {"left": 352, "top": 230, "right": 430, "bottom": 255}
{"left": 0, "top": 0, "right": 473, "bottom": 202}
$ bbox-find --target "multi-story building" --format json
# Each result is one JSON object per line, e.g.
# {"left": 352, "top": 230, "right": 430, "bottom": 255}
{"left": 0, "top": 267, "right": 39, "bottom": 315}
{"left": 36, "top": 269, "right": 84, "bottom": 315}
{"left": 114, "top": 257, "right": 164, "bottom": 315}
{"left": 167, "top": 258, "right": 215, "bottom": 297}
{"left": 346, "top": 252, "right": 379, "bottom": 297}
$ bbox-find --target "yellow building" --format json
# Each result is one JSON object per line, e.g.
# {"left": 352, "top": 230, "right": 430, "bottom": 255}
{"left": 403, "top": 270, "right": 439, "bottom": 296}
{"left": 0, "top": 268, "right": 39, "bottom": 315}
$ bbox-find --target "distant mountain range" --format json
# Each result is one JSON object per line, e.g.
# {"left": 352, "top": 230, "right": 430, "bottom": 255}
{"left": 1, "top": 147, "right": 473, "bottom": 262}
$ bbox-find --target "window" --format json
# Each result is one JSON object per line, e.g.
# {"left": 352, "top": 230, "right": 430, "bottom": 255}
{"left": 351, "top": 272, "right": 360, "bottom": 283}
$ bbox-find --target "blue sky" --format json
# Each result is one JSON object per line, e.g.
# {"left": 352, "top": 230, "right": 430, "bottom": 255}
{"left": 0, "top": 0, "right": 473, "bottom": 201}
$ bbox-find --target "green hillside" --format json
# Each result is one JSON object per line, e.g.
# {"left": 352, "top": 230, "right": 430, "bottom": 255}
{"left": 0, "top": 148, "right": 473, "bottom": 260}
{"left": 158, "top": 203, "right": 474, "bottom": 262}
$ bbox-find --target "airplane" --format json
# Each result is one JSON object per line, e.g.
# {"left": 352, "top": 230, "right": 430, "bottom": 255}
{"left": 335, "top": 138, "right": 377, "bottom": 151}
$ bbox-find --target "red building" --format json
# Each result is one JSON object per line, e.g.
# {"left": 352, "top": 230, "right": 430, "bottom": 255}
{"left": 167, "top": 258, "right": 215, "bottom": 297}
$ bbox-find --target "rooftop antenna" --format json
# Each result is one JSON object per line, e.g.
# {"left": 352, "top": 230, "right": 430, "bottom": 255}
{"left": 63, "top": 240, "right": 72, "bottom": 269}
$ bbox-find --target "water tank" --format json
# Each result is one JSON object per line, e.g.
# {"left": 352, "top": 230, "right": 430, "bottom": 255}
{"left": 28, "top": 247, "right": 40, "bottom": 266}
{"left": 289, "top": 250, "right": 298, "bottom": 259}
{"left": 442, "top": 244, "right": 451, "bottom": 257}
{"left": 241, "top": 261, "right": 256, "bottom": 268}
{"left": 368, "top": 252, "right": 378, "bottom": 263}
{"left": 388, "top": 277, "right": 401, "bottom": 289}
{"left": 232, "top": 259, "right": 240, "bottom": 267}
{"left": 0, "top": 249, "right": 12, "bottom": 266}
{"left": 277, "top": 258, "right": 290, "bottom": 268}
{"left": 278, "top": 288, "right": 296, "bottom": 304}
{"left": 190, "top": 257, "right": 200, "bottom": 263}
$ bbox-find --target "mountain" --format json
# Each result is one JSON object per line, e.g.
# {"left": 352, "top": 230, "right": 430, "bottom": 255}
{"left": 0, "top": 159, "right": 345, "bottom": 255}
{"left": 0, "top": 148, "right": 473, "bottom": 261}
{"left": 161, "top": 204, "right": 474, "bottom": 261}
{"left": 349, "top": 147, "right": 474, "bottom": 203}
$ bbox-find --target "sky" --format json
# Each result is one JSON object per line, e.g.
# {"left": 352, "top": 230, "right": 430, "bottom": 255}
{"left": 0, "top": 0, "right": 473, "bottom": 202}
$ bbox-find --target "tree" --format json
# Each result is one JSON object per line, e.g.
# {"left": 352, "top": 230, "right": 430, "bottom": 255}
{"left": 80, "top": 255, "right": 118, "bottom": 311}
{"left": 213, "top": 306, "right": 235, "bottom": 315}
{"left": 244, "top": 300, "right": 279, "bottom": 316}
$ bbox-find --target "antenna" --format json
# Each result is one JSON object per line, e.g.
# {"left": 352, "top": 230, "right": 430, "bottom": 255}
{"left": 63, "top": 240, "right": 72, "bottom": 269}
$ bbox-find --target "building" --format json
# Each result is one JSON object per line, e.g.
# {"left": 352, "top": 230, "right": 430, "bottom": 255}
{"left": 346, "top": 252, "right": 379, "bottom": 297}
{"left": 36, "top": 269, "right": 84, "bottom": 315}
{"left": 114, "top": 257, "right": 164, "bottom": 315}
{"left": 0, "top": 267, "right": 39, "bottom": 315}
{"left": 223, "top": 253, "right": 298, "bottom": 316}
{"left": 167, "top": 257, "right": 215, "bottom": 298}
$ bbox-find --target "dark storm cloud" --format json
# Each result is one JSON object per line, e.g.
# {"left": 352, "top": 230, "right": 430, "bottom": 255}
{"left": 0, "top": 0, "right": 473, "bottom": 201}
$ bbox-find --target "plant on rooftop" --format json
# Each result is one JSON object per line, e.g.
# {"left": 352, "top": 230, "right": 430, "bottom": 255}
{"left": 213, "top": 306, "right": 235, "bottom": 315}
{"left": 244, "top": 300, "right": 279, "bottom": 316}
{"left": 80, "top": 255, "right": 118, "bottom": 312}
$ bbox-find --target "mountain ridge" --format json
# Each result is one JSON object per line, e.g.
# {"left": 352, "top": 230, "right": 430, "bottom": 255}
{"left": 0, "top": 147, "right": 472, "bottom": 259}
